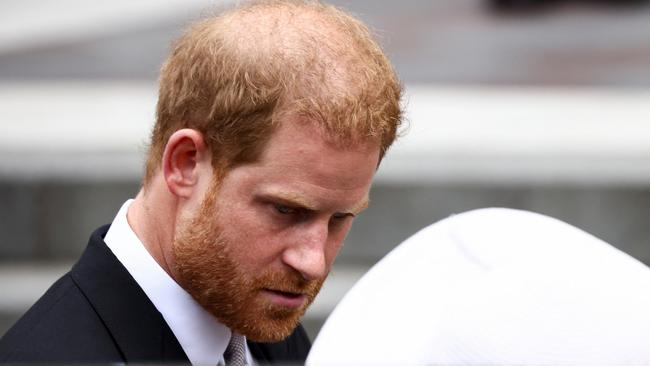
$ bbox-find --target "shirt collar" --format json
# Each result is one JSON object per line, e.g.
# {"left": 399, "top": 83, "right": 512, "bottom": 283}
{"left": 104, "top": 199, "right": 233, "bottom": 366}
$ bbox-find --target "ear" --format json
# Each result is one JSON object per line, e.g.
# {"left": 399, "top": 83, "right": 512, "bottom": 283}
{"left": 162, "top": 129, "right": 211, "bottom": 198}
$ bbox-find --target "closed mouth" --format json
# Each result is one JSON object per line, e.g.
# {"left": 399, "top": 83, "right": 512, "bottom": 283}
{"left": 266, "top": 289, "right": 303, "bottom": 298}
{"left": 262, "top": 288, "right": 307, "bottom": 308}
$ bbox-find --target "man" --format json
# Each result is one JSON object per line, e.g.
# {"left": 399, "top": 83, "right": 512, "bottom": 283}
{"left": 0, "top": 1, "right": 402, "bottom": 365}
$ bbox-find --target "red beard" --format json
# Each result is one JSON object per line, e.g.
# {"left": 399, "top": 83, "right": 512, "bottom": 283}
{"left": 172, "top": 181, "right": 324, "bottom": 342}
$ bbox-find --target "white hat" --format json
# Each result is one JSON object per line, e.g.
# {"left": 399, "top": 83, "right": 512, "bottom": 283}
{"left": 308, "top": 208, "right": 650, "bottom": 366}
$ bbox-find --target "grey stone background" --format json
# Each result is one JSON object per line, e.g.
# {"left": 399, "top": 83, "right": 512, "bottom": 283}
{"left": 2, "top": 0, "right": 650, "bottom": 340}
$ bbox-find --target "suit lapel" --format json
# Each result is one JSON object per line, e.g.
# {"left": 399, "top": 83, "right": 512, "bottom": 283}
{"left": 248, "top": 341, "right": 273, "bottom": 363}
{"left": 247, "top": 342, "right": 278, "bottom": 365}
{"left": 70, "top": 225, "right": 189, "bottom": 364}
{"left": 248, "top": 336, "right": 302, "bottom": 364}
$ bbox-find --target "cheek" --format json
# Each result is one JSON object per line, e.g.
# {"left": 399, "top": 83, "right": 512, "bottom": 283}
{"left": 325, "top": 242, "right": 343, "bottom": 267}
{"left": 331, "top": 218, "right": 354, "bottom": 242}
{"left": 324, "top": 221, "right": 354, "bottom": 265}
{"left": 220, "top": 210, "right": 286, "bottom": 269}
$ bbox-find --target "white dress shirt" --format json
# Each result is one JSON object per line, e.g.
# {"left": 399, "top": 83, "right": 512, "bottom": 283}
{"left": 104, "top": 199, "right": 255, "bottom": 366}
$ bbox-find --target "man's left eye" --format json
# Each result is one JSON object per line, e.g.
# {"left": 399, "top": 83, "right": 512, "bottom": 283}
{"left": 274, "top": 204, "right": 296, "bottom": 215}
{"left": 332, "top": 212, "right": 353, "bottom": 220}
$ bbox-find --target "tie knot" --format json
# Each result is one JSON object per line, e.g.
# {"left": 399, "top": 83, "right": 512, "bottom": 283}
{"left": 224, "top": 332, "right": 247, "bottom": 366}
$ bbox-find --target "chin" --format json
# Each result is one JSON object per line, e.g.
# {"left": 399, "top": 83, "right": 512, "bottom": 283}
{"left": 213, "top": 301, "right": 308, "bottom": 343}
{"left": 241, "top": 320, "right": 301, "bottom": 343}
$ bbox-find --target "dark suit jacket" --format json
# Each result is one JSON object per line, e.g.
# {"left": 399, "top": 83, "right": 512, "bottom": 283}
{"left": 0, "top": 225, "right": 311, "bottom": 364}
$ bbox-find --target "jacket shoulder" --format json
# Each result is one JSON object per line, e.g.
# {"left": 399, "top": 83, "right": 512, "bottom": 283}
{"left": 0, "top": 273, "right": 123, "bottom": 363}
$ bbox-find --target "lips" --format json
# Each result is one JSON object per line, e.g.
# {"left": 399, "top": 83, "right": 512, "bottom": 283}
{"left": 263, "top": 288, "right": 307, "bottom": 308}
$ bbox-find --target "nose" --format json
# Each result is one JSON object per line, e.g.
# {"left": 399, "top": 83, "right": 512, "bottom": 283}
{"left": 282, "top": 221, "right": 329, "bottom": 281}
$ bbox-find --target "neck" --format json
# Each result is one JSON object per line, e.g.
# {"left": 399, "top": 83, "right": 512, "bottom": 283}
{"left": 127, "top": 179, "right": 179, "bottom": 280}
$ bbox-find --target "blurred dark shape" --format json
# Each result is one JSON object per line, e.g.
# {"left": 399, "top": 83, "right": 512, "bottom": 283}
{"left": 487, "top": 0, "right": 650, "bottom": 13}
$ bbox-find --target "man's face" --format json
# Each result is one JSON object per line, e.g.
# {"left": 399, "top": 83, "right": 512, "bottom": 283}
{"left": 172, "top": 119, "right": 380, "bottom": 342}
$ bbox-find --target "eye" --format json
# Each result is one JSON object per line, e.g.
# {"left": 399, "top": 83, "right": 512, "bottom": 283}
{"left": 331, "top": 212, "right": 353, "bottom": 221}
{"left": 274, "top": 204, "right": 296, "bottom": 215}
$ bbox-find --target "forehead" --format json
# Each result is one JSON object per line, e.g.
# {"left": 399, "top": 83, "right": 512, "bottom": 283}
{"left": 257, "top": 120, "right": 380, "bottom": 189}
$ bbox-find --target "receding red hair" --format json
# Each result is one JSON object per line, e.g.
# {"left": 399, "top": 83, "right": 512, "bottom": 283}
{"left": 144, "top": 0, "right": 403, "bottom": 186}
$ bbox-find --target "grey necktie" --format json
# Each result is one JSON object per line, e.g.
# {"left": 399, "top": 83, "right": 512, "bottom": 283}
{"left": 224, "top": 332, "right": 247, "bottom": 366}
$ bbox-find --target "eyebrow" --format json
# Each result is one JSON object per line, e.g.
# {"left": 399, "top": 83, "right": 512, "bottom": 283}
{"left": 350, "top": 199, "right": 370, "bottom": 216}
{"left": 260, "top": 190, "right": 370, "bottom": 216}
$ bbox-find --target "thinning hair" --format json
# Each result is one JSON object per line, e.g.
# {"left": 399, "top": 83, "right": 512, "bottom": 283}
{"left": 144, "top": 0, "right": 403, "bottom": 185}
